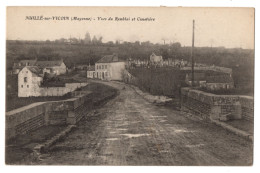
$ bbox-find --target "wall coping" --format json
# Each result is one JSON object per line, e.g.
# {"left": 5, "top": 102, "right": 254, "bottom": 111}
{"left": 6, "top": 102, "right": 46, "bottom": 116}
{"left": 6, "top": 92, "right": 92, "bottom": 116}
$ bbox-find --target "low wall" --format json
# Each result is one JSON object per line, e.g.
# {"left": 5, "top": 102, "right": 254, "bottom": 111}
{"left": 239, "top": 96, "right": 254, "bottom": 122}
{"left": 38, "top": 83, "right": 88, "bottom": 97}
{"left": 181, "top": 88, "right": 254, "bottom": 122}
{"left": 6, "top": 91, "right": 92, "bottom": 140}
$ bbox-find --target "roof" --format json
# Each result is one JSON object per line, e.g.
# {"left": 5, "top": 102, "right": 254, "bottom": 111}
{"left": 14, "top": 60, "right": 37, "bottom": 67}
{"left": 24, "top": 66, "right": 42, "bottom": 77}
{"left": 96, "top": 54, "right": 121, "bottom": 63}
{"left": 206, "top": 75, "right": 234, "bottom": 83}
{"left": 19, "top": 60, "right": 37, "bottom": 64}
{"left": 87, "top": 66, "right": 95, "bottom": 71}
{"left": 35, "top": 60, "right": 64, "bottom": 68}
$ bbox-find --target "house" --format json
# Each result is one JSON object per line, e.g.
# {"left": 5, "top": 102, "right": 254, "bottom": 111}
{"left": 87, "top": 65, "right": 96, "bottom": 78}
{"left": 150, "top": 53, "right": 163, "bottom": 65}
{"left": 203, "top": 75, "right": 234, "bottom": 90}
{"left": 13, "top": 59, "right": 67, "bottom": 75}
{"left": 12, "top": 60, "right": 37, "bottom": 74}
{"left": 18, "top": 66, "right": 43, "bottom": 97}
{"left": 18, "top": 66, "right": 87, "bottom": 97}
{"left": 95, "top": 54, "right": 126, "bottom": 81}
{"left": 35, "top": 60, "right": 67, "bottom": 75}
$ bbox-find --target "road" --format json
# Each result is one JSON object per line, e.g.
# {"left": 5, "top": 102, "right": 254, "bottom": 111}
{"left": 34, "top": 81, "right": 253, "bottom": 165}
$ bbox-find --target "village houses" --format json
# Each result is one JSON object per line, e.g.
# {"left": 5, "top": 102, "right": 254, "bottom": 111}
{"left": 13, "top": 59, "right": 67, "bottom": 75}
{"left": 18, "top": 66, "right": 87, "bottom": 97}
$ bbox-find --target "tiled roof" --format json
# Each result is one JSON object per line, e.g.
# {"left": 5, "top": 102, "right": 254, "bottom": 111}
{"left": 14, "top": 60, "right": 37, "bottom": 67}
{"left": 96, "top": 54, "right": 120, "bottom": 63}
{"left": 35, "top": 60, "right": 63, "bottom": 68}
{"left": 26, "top": 66, "right": 42, "bottom": 77}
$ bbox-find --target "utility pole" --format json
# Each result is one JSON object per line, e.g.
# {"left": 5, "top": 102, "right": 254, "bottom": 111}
{"left": 191, "top": 20, "right": 195, "bottom": 87}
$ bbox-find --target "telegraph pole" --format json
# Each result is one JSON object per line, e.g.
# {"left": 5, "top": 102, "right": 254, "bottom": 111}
{"left": 191, "top": 20, "right": 195, "bottom": 87}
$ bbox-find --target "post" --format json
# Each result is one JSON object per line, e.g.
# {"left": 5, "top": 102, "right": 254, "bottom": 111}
{"left": 191, "top": 20, "right": 195, "bottom": 87}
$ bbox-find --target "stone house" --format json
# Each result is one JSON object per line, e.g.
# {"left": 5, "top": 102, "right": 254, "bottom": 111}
{"left": 18, "top": 66, "right": 87, "bottom": 97}
{"left": 95, "top": 54, "right": 126, "bottom": 81}
{"left": 18, "top": 66, "right": 43, "bottom": 97}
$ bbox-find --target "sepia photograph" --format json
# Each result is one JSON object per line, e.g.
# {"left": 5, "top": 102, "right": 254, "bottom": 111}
{"left": 5, "top": 6, "right": 254, "bottom": 166}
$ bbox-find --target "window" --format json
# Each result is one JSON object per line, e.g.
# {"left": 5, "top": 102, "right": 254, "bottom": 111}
{"left": 27, "top": 85, "right": 29, "bottom": 88}
{"left": 102, "top": 65, "right": 104, "bottom": 69}
{"left": 97, "top": 65, "right": 99, "bottom": 70}
{"left": 105, "top": 65, "right": 107, "bottom": 69}
{"left": 24, "top": 77, "right": 27, "bottom": 82}
{"left": 105, "top": 72, "right": 108, "bottom": 76}
{"left": 21, "top": 85, "right": 23, "bottom": 88}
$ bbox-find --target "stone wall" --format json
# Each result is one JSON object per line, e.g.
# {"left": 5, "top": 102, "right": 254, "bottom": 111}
{"left": 239, "top": 96, "right": 254, "bottom": 122}
{"left": 19, "top": 82, "right": 88, "bottom": 97}
{"left": 181, "top": 88, "right": 253, "bottom": 122}
{"left": 6, "top": 91, "right": 92, "bottom": 140}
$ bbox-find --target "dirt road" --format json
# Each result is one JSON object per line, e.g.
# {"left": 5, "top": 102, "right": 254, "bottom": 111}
{"left": 34, "top": 81, "right": 253, "bottom": 165}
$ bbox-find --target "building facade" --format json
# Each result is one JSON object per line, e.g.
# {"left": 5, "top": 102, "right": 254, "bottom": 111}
{"left": 18, "top": 66, "right": 43, "bottom": 97}
{"left": 95, "top": 54, "right": 126, "bottom": 81}
{"left": 35, "top": 60, "right": 67, "bottom": 75}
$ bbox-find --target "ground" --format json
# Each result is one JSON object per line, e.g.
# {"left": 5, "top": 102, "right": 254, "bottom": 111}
{"left": 20, "top": 81, "right": 252, "bottom": 166}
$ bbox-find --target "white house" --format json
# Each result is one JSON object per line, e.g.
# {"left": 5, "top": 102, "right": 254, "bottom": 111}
{"left": 95, "top": 54, "right": 126, "bottom": 81}
{"left": 18, "top": 66, "right": 43, "bottom": 97}
{"left": 150, "top": 53, "right": 163, "bottom": 65}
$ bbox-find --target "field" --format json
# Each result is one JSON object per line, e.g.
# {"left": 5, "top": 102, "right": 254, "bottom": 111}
{"left": 129, "top": 67, "right": 188, "bottom": 98}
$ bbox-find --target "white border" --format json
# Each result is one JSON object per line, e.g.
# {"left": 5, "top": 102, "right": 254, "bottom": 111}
{"left": 0, "top": 1, "right": 259, "bottom": 173}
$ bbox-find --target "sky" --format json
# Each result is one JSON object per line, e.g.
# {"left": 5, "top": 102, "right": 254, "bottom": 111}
{"left": 6, "top": 7, "right": 254, "bottom": 49}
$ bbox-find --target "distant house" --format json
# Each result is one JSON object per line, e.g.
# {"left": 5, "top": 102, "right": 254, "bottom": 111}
{"left": 35, "top": 60, "right": 67, "bottom": 75}
{"left": 13, "top": 59, "right": 67, "bottom": 75}
{"left": 87, "top": 65, "right": 96, "bottom": 78}
{"left": 203, "top": 75, "right": 234, "bottom": 90}
{"left": 18, "top": 66, "right": 43, "bottom": 97}
{"left": 185, "top": 71, "right": 234, "bottom": 90}
{"left": 12, "top": 60, "right": 37, "bottom": 74}
{"left": 150, "top": 53, "right": 163, "bottom": 65}
{"left": 95, "top": 54, "right": 126, "bottom": 81}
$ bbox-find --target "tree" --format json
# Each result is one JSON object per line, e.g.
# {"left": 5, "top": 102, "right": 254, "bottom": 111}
{"left": 84, "top": 32, "right": 91, "bottom": 44}
{"left": 98, "top": 36, "right": 103, "bottom": 44}
{"left": 92, "top": 36, "right": 98, "bottom": 45}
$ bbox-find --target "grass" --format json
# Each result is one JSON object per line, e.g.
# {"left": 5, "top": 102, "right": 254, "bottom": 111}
{"left": 129, "top": 67, "right": 188, "bottom": 98}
